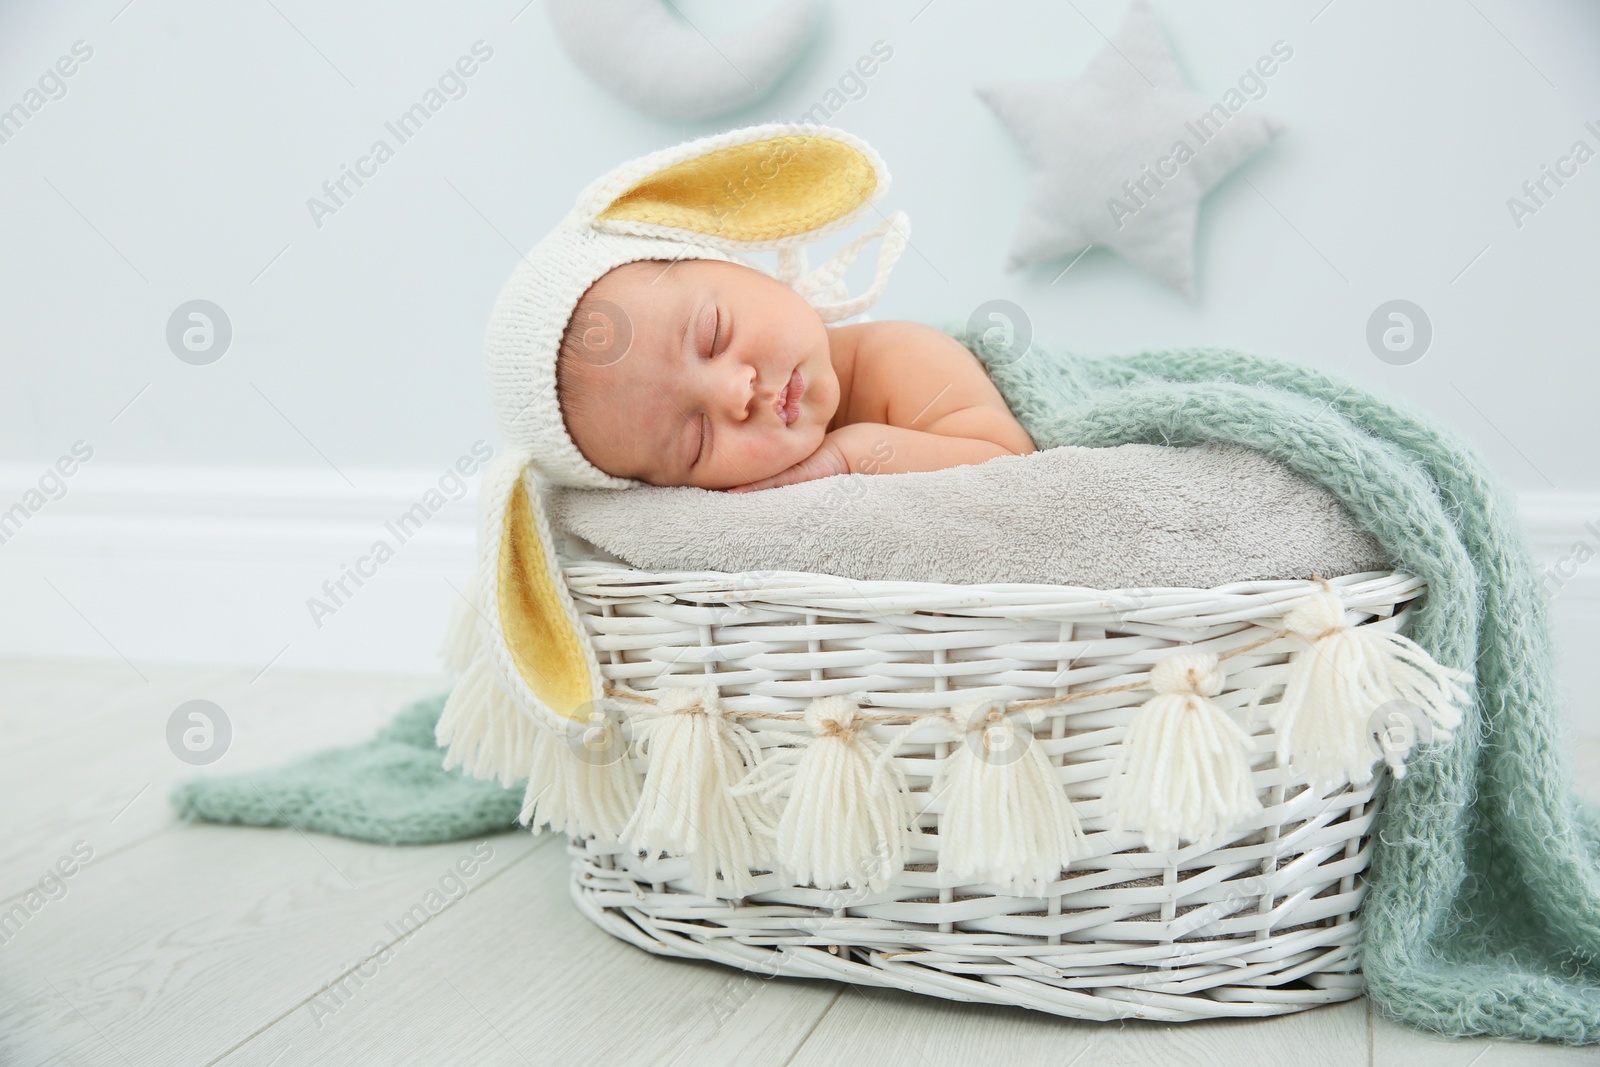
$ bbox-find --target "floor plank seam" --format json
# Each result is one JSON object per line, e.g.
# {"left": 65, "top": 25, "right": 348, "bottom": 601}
{"left": 778, "top": 987, "right": 844, "bottom": 1067}
{"left": 0, "top": 664, "right": 250, "bottom": 752}
{"left": 0, "top": 823, "right": 175, "bottom": 912}
{"left": 198, "top": 831, "right": 555, "bottom": 1067}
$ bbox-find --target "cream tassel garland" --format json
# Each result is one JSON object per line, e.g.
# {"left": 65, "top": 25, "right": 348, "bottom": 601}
{"left": 934, "top": 700, "right": 1083, "bottom": 897}
{"left": 1104, "top": 651, "right": 1263, "bottom": 853}
{"left": 434, "top": 652, "right": 540, "bottom": 788}
{"left": 1276, "top": 582, "right": 1473, "bottom": 791}
{"left": 438, "top": 571, "right": 483, "bottom": 675}
{"left": 621, "top": 685, "right": 777, "bottom": 898}
{"left": 733, "top": 695, "right": 911, "bottom": 894}
{"left": 518, "top": 701, "right": 640, "bottom": 841}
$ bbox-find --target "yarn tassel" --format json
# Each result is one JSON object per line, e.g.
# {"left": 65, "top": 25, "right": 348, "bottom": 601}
{"left": 1105, "top": 651, "right": 1263, "bottom": 853}
{"left": 1276, "top": 582, "right": 1473, "bottom": 791}
{"left": 734, "top": 695, "right": 911, "bottom": 894}
{"left": 434, "top": 652, "right": 539, "bottom": 788}
{"left": 519, "top": 701, "right": 641, "bottom": 841}
{"left": 934, "top": 700, "right": 1083, "bottom": 897}
{"left": 621, "top": 685, "right": 777, "bottom": 898}
{"left": 438, "top": 571, "right": 482, "bottom": 675}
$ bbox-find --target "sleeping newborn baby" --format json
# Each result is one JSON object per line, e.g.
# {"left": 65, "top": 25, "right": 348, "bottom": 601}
{"left": 555, "top": 258, "right": 1038, "bottom": 493}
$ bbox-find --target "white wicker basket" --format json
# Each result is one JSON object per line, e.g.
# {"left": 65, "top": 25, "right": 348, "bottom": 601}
{"left": 553, "top": 536, "right": 1426, "bottom": 1024}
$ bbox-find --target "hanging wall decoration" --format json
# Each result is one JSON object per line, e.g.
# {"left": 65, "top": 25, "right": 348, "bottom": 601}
{"left": 545, "top": 0, "right": 819, "bottom": 122}
{"left": 977, "top": 0, "right": 1286, "bottom": 296}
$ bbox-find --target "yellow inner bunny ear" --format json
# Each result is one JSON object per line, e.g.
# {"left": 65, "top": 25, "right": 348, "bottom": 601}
{"left": 598, "top": 134, "right": 877, "bottom": 243}
{"left": 497, "top": 478, "right": 597, "bottom": 723}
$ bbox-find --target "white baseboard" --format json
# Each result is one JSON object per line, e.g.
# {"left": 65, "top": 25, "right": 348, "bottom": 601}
{"left": 0, "top": 464, "right": 478, "bottom": 677}
{"left": 2, "top": 465, "right": 1598, "bottom": 734}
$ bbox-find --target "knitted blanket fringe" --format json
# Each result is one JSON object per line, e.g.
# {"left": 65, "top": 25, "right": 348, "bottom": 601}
{"left": 958, "top": 326, "right": 1600, "bottom": 1046}
{"left": 170, "top": 326, "right": 1600, "bottom": 1045}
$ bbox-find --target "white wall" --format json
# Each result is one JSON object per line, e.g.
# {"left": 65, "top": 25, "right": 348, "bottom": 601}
{"left": 3, "top": 0, "right": 1599, "bottom": 477}
{"left": 2, "top": 1, "right": 1598, "bottom": 732}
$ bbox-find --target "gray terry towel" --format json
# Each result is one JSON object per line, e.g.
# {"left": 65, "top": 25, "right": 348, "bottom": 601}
{"left": 546, "top": 442, "right": 1394, "bottom": 588}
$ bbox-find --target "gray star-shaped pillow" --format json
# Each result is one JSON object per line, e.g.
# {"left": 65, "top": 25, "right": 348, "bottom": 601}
{"left": 978, "top": 0, "right": 1285, "bottom": 296}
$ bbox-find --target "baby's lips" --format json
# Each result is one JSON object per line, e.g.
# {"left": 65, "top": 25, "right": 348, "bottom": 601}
{"left": 777, "top": 368, "right": 804, "bottom": 425}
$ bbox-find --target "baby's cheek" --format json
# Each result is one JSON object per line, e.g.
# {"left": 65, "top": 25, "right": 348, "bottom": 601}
{"left": 721, "top": 427, "right": 813, "bottom": 484}
{"left": 751, "top": 434, "right": 804, "bottom": 479}
{"left": 785, "top": 429, "right": 822, "bottom": 466}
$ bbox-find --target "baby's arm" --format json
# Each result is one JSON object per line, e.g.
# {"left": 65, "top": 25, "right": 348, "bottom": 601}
{"left": 832, "top": 421, "right": 1021, "bottom": 474}
{"left": 727, "top": 322, "right": 1037, "bottom": 492}
{"left": 848, "top": 321, "right": 1036, "bottom": 451}
{"left": 725, "top": 422, "right": 1017, "bottom": 493}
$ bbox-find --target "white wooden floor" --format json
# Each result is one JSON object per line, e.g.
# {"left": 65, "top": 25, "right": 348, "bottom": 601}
{"left": 3, "top": 659, "right": 1597, "bottom": 1067}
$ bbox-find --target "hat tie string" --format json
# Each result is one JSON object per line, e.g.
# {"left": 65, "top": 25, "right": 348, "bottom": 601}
{"left": 774, "top": 210, "right": 911, "bottom": 325}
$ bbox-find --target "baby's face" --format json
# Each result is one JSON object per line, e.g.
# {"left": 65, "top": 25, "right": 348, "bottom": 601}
{"left": 559, "top": 259, "right": 840, "bottom": 490}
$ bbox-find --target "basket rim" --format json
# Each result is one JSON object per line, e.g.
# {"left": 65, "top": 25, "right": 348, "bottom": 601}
{"left": 560, "top": 553, "right": 1422, "bottom": 614}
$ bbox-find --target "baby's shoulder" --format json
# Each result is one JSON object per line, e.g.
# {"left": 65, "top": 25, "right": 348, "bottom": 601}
{"left": 838, "top": 318, "right": 956, "bottom": 346}
{"left": 834, "top": 319, "right": 985, "bottom": 381}
{"left": 829, "top": 318, "right": 1014, "bottom": 431}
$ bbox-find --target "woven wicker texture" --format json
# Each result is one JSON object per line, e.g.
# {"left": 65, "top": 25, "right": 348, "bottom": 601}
{"left": 558, "top": 543, "right": 1423, "bottom": 1022}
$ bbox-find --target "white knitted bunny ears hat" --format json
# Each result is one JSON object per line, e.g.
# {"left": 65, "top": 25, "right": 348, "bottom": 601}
{"left": 437, "top": 124, "right": 910, "bottom": 779}
{"left": 485, "top": 122, "right": 910, "bottom": 492}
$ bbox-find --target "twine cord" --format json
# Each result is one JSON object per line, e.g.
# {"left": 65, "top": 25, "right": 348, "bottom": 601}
{"left": 602, "top": 621, "right": 1300, "bottom": 726}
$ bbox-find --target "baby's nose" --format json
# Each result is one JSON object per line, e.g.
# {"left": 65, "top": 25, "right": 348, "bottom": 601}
{"left": 716, "top": 363, "right": 759, "bottom": 420}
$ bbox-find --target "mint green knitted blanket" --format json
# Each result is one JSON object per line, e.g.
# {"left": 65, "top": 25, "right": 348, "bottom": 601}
{"left": 171, "top": 327, "right": 1600, "bottom": 1044}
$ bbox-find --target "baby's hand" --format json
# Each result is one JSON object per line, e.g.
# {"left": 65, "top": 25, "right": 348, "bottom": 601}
{"left": 725, "top": 432, "right": 851, "bottom": 493}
